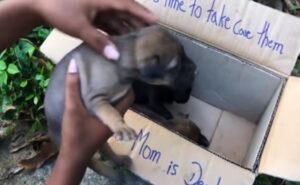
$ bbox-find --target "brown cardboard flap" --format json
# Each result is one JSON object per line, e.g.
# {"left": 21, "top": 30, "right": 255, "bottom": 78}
{"left": 259, "top": 77, "right": 300, "bottom": 181}
{"left": 107, "top": 110, "right": 256, "bottom": 185}
{"left": 40, "top": 0, "right": 300, "bottom": 75}
{"left": 40, "top": 29, "right": 82, "bottom": 63}
{"left": 136, "top": 0, "right": 300, "bottom": 76}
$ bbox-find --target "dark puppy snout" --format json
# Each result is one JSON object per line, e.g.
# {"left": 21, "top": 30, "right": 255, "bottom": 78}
{"left": 141, "top": 66, "right": 165, "bottom": 78}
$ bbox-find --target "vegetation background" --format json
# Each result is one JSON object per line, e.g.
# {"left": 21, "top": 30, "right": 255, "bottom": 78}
{"left": 0, "top": 0, "right": 299, "bottom": 185}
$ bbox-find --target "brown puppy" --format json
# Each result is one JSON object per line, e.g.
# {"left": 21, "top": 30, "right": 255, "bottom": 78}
{"left": 45, "top": 25, "right": 184, "bottom": 146}
{"left": 44, "top": 25, "right": 189, "bottom": 181}
{"left": 162, "top": 118, "right": 209, "bottom": 147}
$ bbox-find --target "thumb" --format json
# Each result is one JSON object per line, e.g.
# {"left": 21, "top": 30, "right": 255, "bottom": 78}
{"left": 65, "top": 59, "right": 84, "bottom": 111}
{"left": 79, "top": 23, "right": 120, "bottom": 61}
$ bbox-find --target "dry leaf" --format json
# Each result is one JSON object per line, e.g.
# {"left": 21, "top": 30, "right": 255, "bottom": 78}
{"left": 3, "top": 105, "right": 16, "bottom": 113}
{"left": 18, "top": 142, "right": 58, "bottom": 170}
{"left": 10, "top": 132, "right": 49, "bottom": 153}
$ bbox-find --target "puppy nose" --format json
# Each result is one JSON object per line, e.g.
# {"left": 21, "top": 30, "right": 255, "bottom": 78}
{"left": 142, "top": 67, "right": 164, "bottom": 78}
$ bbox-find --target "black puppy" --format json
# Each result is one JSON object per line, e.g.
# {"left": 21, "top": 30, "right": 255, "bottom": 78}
{"left": 132, "top": 104, "right": 210, "bottom": 147}
{"left": 132, "top": 54, "right": 197, "bottom": 120}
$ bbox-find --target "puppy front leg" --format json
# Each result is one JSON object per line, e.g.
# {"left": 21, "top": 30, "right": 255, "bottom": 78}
{"left": 93, "top": 102, "right": 137, "bottom": 141}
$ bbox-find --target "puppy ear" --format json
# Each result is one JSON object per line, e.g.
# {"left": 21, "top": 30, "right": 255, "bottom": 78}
{"left": 167, "top": 58, "right": 178, "bottom": 70}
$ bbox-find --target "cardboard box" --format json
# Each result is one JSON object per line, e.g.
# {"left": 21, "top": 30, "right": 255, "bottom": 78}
{"left": 40, "top": 0, "right": 300, "bottom": 184}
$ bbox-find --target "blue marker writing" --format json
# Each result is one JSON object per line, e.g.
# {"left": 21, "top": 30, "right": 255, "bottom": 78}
{"left": 206, "top": 0, "right": 231, "bottom": 30}
{"left": 166, "top": 161, "right": 179, "bottom": 175}
{"left": 164, "top": 0, "right": 186, "bottom": 13}
{"left": 257, "top": 21, "right": 284, "bottom": 54}
{"left": 233, "top": 19, "right": 253, "bottom": 39}
{"left": 131, "top": 129, "right": 161, "bottom": 164}
{"left": 189, "top": 0, "right": 202, "bottom": 19}
{"left": 184, "top": 161, "right": 204, "bottom": 185}
{"left": 216, "top": 177, "right": 222, "bottom": 185}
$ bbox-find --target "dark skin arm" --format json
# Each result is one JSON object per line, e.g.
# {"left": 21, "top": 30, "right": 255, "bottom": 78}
{"left": 0, "top": 0, "right": 158, "bottom": 58}
{"left": 0, "top": 0, "right": 158, "bottom": 184}
{"left": 0, "top": 0, "right": 42, "bottom": 51}
{"left": 46, "top": 60, "right": 135, "bottom": 185}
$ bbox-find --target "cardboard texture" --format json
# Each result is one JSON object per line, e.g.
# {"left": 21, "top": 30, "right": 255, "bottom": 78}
{"left": 39, "top": 0, "right": 300, "bottom": 184}
{"left": 259, "top": 77, "right": 300, "bottom": 181}
{"left": 40, "top": 29, "right": 82, "bottom": 63}
{"left": 134, "top": 0, "right": 300, "bottom": 76}
{"left": 107, "top": 110, "right": 256, "bottom": 185}
{"left": 243, "top": 82, "right": 283, "bottom": 169}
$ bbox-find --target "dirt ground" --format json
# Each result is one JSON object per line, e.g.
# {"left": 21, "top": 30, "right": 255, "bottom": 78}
{"left": 0, "top": 122, "right": 150, "bottom": 185}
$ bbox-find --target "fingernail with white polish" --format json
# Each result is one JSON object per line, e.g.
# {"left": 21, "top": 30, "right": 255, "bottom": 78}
{"left": 68, "top": 59, "right": 78, "bottom": 74}
{"left": 103, "top": 45, "right": 120, "bottom": 60}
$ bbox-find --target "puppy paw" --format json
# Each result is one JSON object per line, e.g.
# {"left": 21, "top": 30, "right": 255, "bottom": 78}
{"left": 113, "top": 155, "right": 132, "bottom": 167}
{"left": 114, "top": 125, "right": 137, "bottom": 141}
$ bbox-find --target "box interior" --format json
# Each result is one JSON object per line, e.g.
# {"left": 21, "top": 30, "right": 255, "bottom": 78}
{"left": 133, "top": 28, "right": 286, "bottom": 171}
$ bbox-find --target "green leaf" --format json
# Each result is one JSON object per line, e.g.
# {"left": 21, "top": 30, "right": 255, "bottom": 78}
{"left": 38, "top": 28, "right": 50, "bottom": 39}
{"left": 295, "top": 59, "right": 300, "bottom": 71}
{"left": 0, "top": 60, "right": 7, "bottom": 70}
{"left": 37, "top": 105, "right": 44, "bottom": 110}
{"left": 46, "top": 62, "right": 54, "bottom": 70}
{"left": 290, "top": 3, "right": 300, "bottom": 13}
{"left": 6, "top": 125, "right": 14, "bottom": 137}
{"left": 33, "top": 96, "right": 38, "bottom": 105}
{"left": 7, "top": 64, "right": 20, "bottom": 74}
{"left": 0, "top": 26, "right": 53, "bottom": 129}
{"left": 254, "top": 175, "right": 273, "bottom": 185}
{"left": 39, "top": 81, "right": 44, "bottom": 88}
{"left": 30, "top": 121, "right": 43, "bottom": 132}
{"left": 25, "top": 94, "right": 34, "bottom": 101}
{"left": 20, "top": 40, "right": 35, "bottom": 57}
{"left": 26, "top": 45, "right": 35, "bottom": 57}
{"left": 0, "top": 49, "right": 7, "bottom": 59}
{"left": 20, "top": 80, "right": 28, "bottom": 88}
{"left": 287, "top": 182, "right": 300, "bottom": 185}
{"left": 35, "top": 74, "right": 44, "bottom": 81}
{"left": 14, "top": 45, "right": 26, "bottom": 62}
{"left": 0, "top": 71, "right": 8, "bottom": 85}
{"left": 44, "top": 79, "right": 50, "bottom": 87}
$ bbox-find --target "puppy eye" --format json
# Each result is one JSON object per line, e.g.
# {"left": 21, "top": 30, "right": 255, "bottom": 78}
{"left": 145, "top": 55, "right": 160, "bottom": 65}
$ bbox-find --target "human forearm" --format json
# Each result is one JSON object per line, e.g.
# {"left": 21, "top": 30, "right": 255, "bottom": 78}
{"left": 46, "top": 119, "right": 113, "bottom": 185}
{"left": 46, "top": 150, "right": 90, "bottom": 185}
{"left": 0, "top": 0, "right": 157, "bottom": 58}
{"left": 0, "top": 0, "right": 43, "bottom": 51}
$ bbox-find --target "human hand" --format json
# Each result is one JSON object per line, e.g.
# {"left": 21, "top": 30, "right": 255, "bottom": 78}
{"left": 34, "top": 0, "right": 158, "bottom": 60}
{"left": 46, "top": 59, "right": 134, "bottom": 185}
{"left": 60, "top": 59, "right": 134, "bottom": 160}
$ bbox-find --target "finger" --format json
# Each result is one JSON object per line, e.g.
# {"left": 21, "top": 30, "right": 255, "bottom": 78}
{"left": 94, "top": 0, "right": 158, "bottom": 24}
{"left": 93, "top": 18, "right": 122, "bottom": 35}
{"left": 93, "top": 11, "right": 132, "bottom": 35}
{"left": 79, "top": 22, "right": 120, "bottom": 61}
{"left": 115, "top": 88, "right": 135, "bottom": 115}
{"left": 118, "top": 12, "right": 146, "bottom": 30}
{"left": 95, "top": 17, "right": 130, "bottom": 35}
{"left": 65, "top": 59, "right": 84, "bottom": 111}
